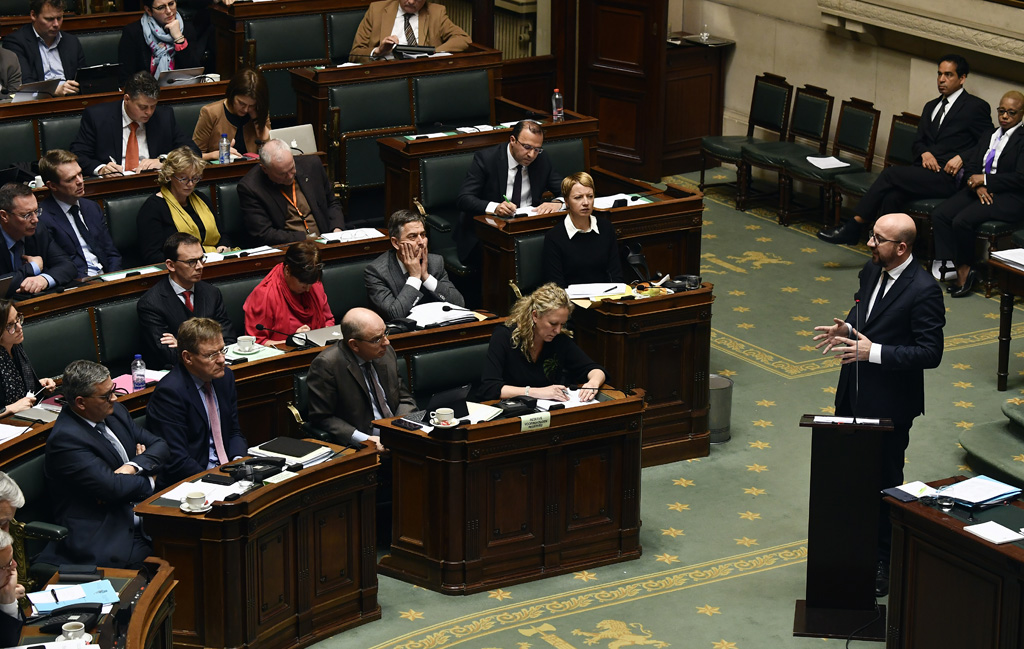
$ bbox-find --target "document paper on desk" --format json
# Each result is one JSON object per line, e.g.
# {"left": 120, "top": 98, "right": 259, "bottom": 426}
{"left": 964, "top": 520, "right": 1024, "bottom": 544}
{"left": 938, "top": 474, "right": 1022, "bottom": 505}
{"left": 407, "top": 302, "right": 482, "bottom": 327}
{"left": 991, "top": 248, "right": 1024, "bottom": 272}
{"left": 536, "top": 389, "right": 598, "bottom": 411}
{"left": 28, "top": 580, "right": 119, "bottom": 614}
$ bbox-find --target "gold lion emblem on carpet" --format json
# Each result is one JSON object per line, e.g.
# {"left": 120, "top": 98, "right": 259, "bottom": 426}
{"left": 572, "top": 620, "right": 669, "bottom": 648}
{"left": 726, "top": 251, "right": 792, "bottom": 269}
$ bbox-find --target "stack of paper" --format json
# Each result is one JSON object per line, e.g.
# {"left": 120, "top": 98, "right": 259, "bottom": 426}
{"left": 566, "top": 283, "right": 631, "bottom": 299}
{"left": 536, "top": 389, "right": 598, "bottom": 411}
{"left": 248, "top": 437, "right": 333, "bottom": 468}
{"left": 964, "top": 520, "right": 1024, "bottom": 544}
{"left": 28, "top": 580, "right": 120, "bottom": 614}
{"left": 407, "top": 302, "right": 479, "bottom": 328}
{"left": 991, "top": 248, "right": 1024, "bottom": 272}
{"left": 319, "top": 228, "right": 385, "bottom": 244}
{"left": 937, "top": 475, "right": 1022, "bottom": 505}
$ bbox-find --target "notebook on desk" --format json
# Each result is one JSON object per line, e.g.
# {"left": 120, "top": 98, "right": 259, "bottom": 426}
{"left": 269, "top": 125, "right": 318, "bottom": 155}
{"left": 301, "top": 324, "right": 344, "bottom": 347}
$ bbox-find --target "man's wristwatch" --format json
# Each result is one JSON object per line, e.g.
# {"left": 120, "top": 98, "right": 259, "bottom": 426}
{"left": 524, "top": 387, "right": 530, "bottom": 397}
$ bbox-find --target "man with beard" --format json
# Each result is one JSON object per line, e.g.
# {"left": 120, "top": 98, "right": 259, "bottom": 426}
{"left": 812, "top": 212, "right": 945, "bottom": 597}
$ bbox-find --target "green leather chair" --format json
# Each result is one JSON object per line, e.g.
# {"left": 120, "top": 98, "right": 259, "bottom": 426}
{"left": 417, "top": 152, "right": 476, "bottom": 276}
{"left": 327, "top": 10, "right": 365, "bottom": 64}
{"left": 38, "top": 114, "right": 82, "bottom": 155}
{"left": 287, "top": 371, "right": 331, "bottom": 441}
{"left": 22, "top": 309, "right": 97, "bottom": 378}
{"left": 322, "top": 260, "right": 371, "bottom": 317}
{"left": 170, "top": 101, "right": 208, "bottom": 142}
{"left": 738, "top": 84, "right": 834, "bottom": 216}
{"left": 104, "top": 193, "right": 152, "bottom": 270}
{"left": 408, "top": 343, "right": 489, "bottom": 408}
{"left": 215, "top": 181, "right": 249, "bottom": 249}
{"left": 412, "top": 70, "right": 491, "bottom": 133}
{"left": 8, "top": 454, "right": 66, "bottom": 591}
{"left": 700, "top": 72, "right": 793, "bottom": 196}
{"left": 245, "top": 14, "right": 329, "bottom": 120}
{"left": 543, "top": 139, "right": 586, "bottom": 180}
{"left": 780, "top": 97, "right": 880, "bottom": 226}
{"left": 513, "top": 232, "right": 547, "bottom": 299}
{"left": 0, "top": 121, "right": 38, "bottom": 169}
{"left": 213, "top": 275, "right": 261, "bottom": 337}
{"left": 834, "top": 112, "right": 920, "bottom": 224}
{"left": 77, "top": 30, "right": 122, "bottom": 67}
{"left": 94, "top": 297, "right": 144, "bottom": 377}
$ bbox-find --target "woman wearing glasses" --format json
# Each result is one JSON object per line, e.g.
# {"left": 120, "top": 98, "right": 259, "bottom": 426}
{"left": 243, "top": 241, "right": 335, "bottom": 345}
{"left": 192, "top": 68, "right": 271, "bottom": 161}
{"left": 118, "top": 0, "right": 204, "bottom": 86}
{"left": 137, "top": 147, "right": 232, "bottom": 264}
{"left": 0, "top": 300, "right": 56, "bottom": 417}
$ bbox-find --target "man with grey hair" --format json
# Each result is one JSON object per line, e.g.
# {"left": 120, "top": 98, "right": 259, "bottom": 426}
{"left": 0, "top": 473, "right": 25, "bottom": 533}
{"left": 39, "top": 360, "right": 168, "bottom": 569}
{"left": 0, "top": 528, "right": 24, "bottom": 646}
{"left": 237, "top": 138, "right": 345, "bottom": 245}
{"left": 365, "top": 209, "right": 465, "bottom": 320}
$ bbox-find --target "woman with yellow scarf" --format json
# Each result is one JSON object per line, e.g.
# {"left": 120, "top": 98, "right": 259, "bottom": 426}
{"left": 137, "top": 146, "right": 233, "bottom": 264}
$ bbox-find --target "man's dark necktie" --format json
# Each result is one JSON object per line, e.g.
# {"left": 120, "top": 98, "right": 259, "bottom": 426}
{"left": 403, "top": 12, "right": 416, "bottom": 46}
{"left": 931, "top": 96, "right": 948, "bottom": 134}
{"left": 69, "top": 205, "right": 97, "bottom": 252}
{"left": 510, "top": 164, "right": 523, "bottom": 207}
{"left": 870, "top": 271, "right": 891, "bottom": 320}
{"left": 9, "top": 240, "right": 23, "bottom": 272}
{"left": 362, "top": 362, "right": 393, "bottom": 419}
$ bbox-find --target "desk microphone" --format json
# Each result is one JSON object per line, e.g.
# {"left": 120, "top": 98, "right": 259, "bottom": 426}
{"left": 853, "top": 298, "right": 861, "bottom": 422}
{"left": 254, "top": 324, "right": 318, "bottom": 349}
{"left": 441, "top": 305, "right": 474, "bottom": 313}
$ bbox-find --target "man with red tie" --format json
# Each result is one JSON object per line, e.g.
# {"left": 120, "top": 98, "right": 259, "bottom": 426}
{"left": 146, "top": 317, "right": 248, "bottom": 489}
{"left": 137, "top": 232, "right": 235, "bottom": 369}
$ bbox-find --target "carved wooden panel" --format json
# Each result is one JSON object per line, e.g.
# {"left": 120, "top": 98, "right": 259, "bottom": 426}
{"left": 591, "top": 6, "right": 646, "bottom": 74}
{"left": 255, "top": 526, "right": 293, "bottom": 625}
{"left": 564, "top": 444, "right": 615, "bottom": 532}
{"left": 481, "top": 458, "right": 544, "bottom": 550}
{"left": 393, "top": 454, "right": 428, "bottom": 548}
{"left": 313, "top": 501, "right": 353, "bottom": 596}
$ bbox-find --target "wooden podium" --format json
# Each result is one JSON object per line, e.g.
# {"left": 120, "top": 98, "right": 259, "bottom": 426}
{"left": 377, "top": 390, "right": 645, "bottom": 594}
{"left": 794, "top": 415, "right": 892, "bottom": 641}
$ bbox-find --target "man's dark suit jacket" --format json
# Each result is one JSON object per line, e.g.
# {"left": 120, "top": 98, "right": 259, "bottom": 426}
{"left": 39, "top": 402, "right": 168, "bottom": 568}
{"left": 455, "top": 143, "right": 562, "bottom": 261}
{"left": 137, "top": 278, "right": 235, "bottom": 369}
{"left": 912, "top": 90, "right": 993, "bottom": 167}
{"left": 117, "top": 20, "right": 203, "bottom": 86}
{"left": 307, "top": 342, "right": 416, "bottom": 444}
{"left": 69, "top": 102, "right": 198, "bottom": 176}
{"left": 835, "top": 260, "right": 945, "bottom": 425}
{"left": 0, "top": 225, "right": 77, "bottom": 298}
{"left": 147, "top": 363, "right": 248, "bottom": 489}
{"left": 237, "top": 155, "right": 345, "bottom": 245}
{"left": 38, "top": 194, "right": 122, "bottom": 277}
{"left": 3, "top": 25, "right": 85, "bottom": 85}
{"left": 0, "top": 609, "right": 22, "bottom": 646}
{"left": 364, "top": 249, "right": 465, "bottom": 321}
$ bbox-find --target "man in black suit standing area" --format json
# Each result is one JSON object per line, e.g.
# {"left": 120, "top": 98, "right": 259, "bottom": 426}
{"left": 455, "top": 120, "right": 564, "bottom": 265}
{"left": 818, "top": 55, "right": 992, "bottom": 247}
{"left": 3, "top": 0, "right": 85, "bottom": 96}
{"left": 147, "top": 317, "right": 247, "bottom": 489}
{"left": 38, "top": 149, "right": 122, "bottom": 278}
{"left": 0, "top": 183, "right": 76, "bottom": 298}
{"left": 137, "top": 232, "right": 235, "bottom": 369}
{"left": 40, "top": 360, "right": 168, "bottom": 568}
{"left": 813, "top": 212, "right": 945, "bottom": 596}
{"left": 70, "top": 71, "right": 198, "bottom": 176}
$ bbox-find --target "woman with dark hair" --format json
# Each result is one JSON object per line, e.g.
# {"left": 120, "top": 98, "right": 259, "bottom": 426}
{"left": 542, "top": 171, "right": 623, "bottom": 287}
{"left": 477, "top": 283, "right": 605, "bottom": 402}
{"left": 243, "top": 241, "right": 335, "bottom": 345}
{"left": 0, "top": 300, "right": 56, "bottom": 416}
{"left": 192, "top": 68, "right": 271, "bottom": 161}
{"left": 117, "top": 0, "right": 204, "bottom": 85}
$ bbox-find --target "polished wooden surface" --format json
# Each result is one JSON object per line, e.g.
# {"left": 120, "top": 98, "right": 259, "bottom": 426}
{"left": 0, "top": 81, "right": 227, "bottom": 121}
{"left": 137, "top": 444, "right": 380, "bottom": 649}
{"left": 377, "top": 389, "right": 644, "bottom": 594}
{"left": 0, "top": 11, "right": 141, "bottom": 37}
{"left": 574, "top": 287, "right": 713, "bottom": 466}
{"left": 990, "top": 258, "right": 1022, "bottom": 390}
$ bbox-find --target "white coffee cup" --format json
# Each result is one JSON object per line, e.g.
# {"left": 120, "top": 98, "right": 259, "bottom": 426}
{"left": 430, "top": 407, "right": 455, "bottom": 426}
{"left": 237, "top": 335, "right": 256, "bottom": 352}
{"left": 62, "top": 621, "right": 85, "bottom": 639}
{"left": 185, "top": 491, "right": 206, "bottom": 509}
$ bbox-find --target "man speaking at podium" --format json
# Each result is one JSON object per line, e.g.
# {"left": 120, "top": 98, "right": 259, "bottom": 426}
{"left": 349, "top": 0, "right": 470, "bottom": 62}
{"left": 811, "top": 212, "right": 945, "bottom": 597}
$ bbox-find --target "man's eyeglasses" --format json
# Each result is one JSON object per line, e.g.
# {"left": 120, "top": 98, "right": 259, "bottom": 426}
{"left": 176, "top": 255, "right": 206, "bottom": 268}
{"left": 515, "top": 139, "right": 544, "bottom": 154}
{"left": 0, "top": 556, "right": 15, "bottom": 572}
{"left": 173, "top": 174, "right": 203, "bottom": 185}
{"left": 86, "top": 387, "right": 129, "bottom": 401}
{"left": 4, "top": 314, "right": 23, "bottom": 335}
{"left": 193, "top": 347, "right": 229, "bottom": 362}
{"left": 357, "top": 331, "right": 389, "bottom": 345}
{"left": 868, "top": 231, "right": 900, "bottom": 246}
{"left": 8, "top": 208, "right": 41, "bottom": 221}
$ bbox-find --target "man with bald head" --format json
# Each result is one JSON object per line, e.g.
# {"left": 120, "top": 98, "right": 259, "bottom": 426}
{"left": 306, "top": 307, "right": 416, "bottom": 451}
{"left": 932, "top": 90, "right": 1024, "bottom": 296}
{"left": 812, "top": 212, "right": 945, "bottom": 596}
{"left": 237, "top": 139, "right": 345, "bottom": 245}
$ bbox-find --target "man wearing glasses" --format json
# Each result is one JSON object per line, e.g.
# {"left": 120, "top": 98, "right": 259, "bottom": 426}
{"left": 39, "top": 360, "right": 168, "bottom": 569}
{"left": 812, "top": 212, "right": 945, "bottom": 597}
{"left": 137, "top": 232, "right": 235, "bottom": 369}
{"left": 0, "top": 183, "right": 77, "bottom": 298}
{"left": 0, "top": 528, "right": 24, "bottom": 646}
{"left": 455, "top": 120, "right": 565, "bottom": 266}
{"left": 147, "top": 318, "right": 247, "bottom": 489}
{"left": 307, "top": 307, "right": 416, "bottom": 452}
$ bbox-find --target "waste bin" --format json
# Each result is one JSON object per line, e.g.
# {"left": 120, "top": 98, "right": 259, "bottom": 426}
{"left": 708, "top": 374, "right": 733, "bottom": 444}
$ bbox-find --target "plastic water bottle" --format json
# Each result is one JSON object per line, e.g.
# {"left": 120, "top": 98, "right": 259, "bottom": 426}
{"left": 131, "top": 354, "right": 146, "bottom": 392}
{"left": 552, "top": 88, "right": 564, "bottom": 122}
{"left": 219, "top": 133, "right": 230, "bottom": 164}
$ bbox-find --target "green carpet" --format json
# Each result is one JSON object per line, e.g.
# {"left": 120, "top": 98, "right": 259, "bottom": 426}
{"left": 311, "top": 168, "right": 1024, "bottom": 649}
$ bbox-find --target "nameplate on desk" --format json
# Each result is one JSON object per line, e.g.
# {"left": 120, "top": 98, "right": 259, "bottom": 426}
{"left": 520, "top": 411, "right": 550, "bottom": 432}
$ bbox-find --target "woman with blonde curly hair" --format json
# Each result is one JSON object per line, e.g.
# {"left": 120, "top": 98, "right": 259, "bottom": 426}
{"left": 478, "top": 282, "right": 605, "bottom": 402}
{"left": 137, "top": 146, "right": 232, "bottom": 264}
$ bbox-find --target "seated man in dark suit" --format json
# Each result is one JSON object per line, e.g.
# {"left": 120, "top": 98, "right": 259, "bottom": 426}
{"left": 0, "top": 529, "right": 24, "bottom": 646}
{"left": 3, "top": 0, "right": 85, "bottom": 96}
{"left": 40, "top": 360, "right": 168, "bottom": 569}
{"left": 365, "top": 209, "right": 465, "bottom": 320}
{"left": 38, "top": 149, "right": 122, "bottom": 278}
{"left": 147, "top": 317, "right": 247, "bottom": 489}
{"left": 349, "top": 0, "right": 470, "bottom": 62}
{"left": 137, "top": 232, "right": 235, "bottom": 369}
{"left": 237, "top": 139, "right": 345, "bottom": 245}
{"left": 818, "top": 54, "right": 993, "bottom": 248}
{"left": 70, "top": 71, "right": 198, "bottom": 176}
{"left": 0, "top": 183, "right": 77, "bottom": 298}
{"left": 455, "top": 120, "right": 563, "bottom": 265}
{"left": 307, "top": 307, "right": 416, "bottom": 452}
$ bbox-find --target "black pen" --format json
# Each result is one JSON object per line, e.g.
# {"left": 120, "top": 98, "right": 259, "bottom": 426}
{"left": 603, "top": 286, "right": 616, "bottom": 293}
{"left": 51, "top": 588, "right": 58, "bottom": 603}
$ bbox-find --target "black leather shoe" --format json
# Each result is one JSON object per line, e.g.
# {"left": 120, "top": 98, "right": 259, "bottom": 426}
{"left": 950, "top": 270, "right": 977, "bottom": 298}
{"left": 817, "top": 221, "right": 861, "bottom": 245}
{"left": 875, "top": 561, "right": 889, "bottom": 597}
